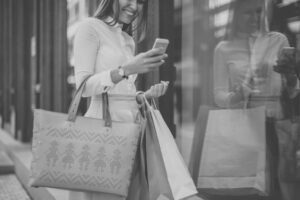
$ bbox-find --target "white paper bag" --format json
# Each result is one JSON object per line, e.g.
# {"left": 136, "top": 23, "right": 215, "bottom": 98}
{"left": 198, "top": 106, "right": 267, "bottom": 195}
{"left": 151, "top": 108, "right": 198, "bottom": 200}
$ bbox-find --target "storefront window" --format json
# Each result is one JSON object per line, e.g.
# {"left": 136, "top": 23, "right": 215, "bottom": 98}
{"left": 173, "top": 0, "right": 300, "bottom": 165}
{"left": 173, "top": 0, "right": 223, "bottom": 164}
{"left": 173, "top": 0, "right": 229, "bottom": 164}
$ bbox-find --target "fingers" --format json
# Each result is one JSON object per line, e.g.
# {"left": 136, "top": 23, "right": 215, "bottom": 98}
{"left": 146, "top": 60, "right": 165, "bottom": 69}
{"left": 144, "top": 54, "right": 168, "bottom": 64}
{"left": 144, "top": 48, "right": 165, "bottom": 57}
{"left": 161, "top": 81, "right": 169, "bottom": 94}
{"left": 146, "top": 81, "right": 169, "bottom": 98}
{"left": 154, "top": 84, "right": 164, "bottom": 96}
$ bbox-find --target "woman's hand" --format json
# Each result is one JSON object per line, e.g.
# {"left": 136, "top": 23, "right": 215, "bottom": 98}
{"left": 274, "top": 49, "right": 299, "bottom": 75}
{"left": 243, "top": 63, "right": 269, "bottom": 93}
{"left": 122, "top": 48, "right": 168, "bottom": 76}
{"left": 136, "top": 81, "right": 169, "bottom": 104}
{"left": 274, "top": 49, "right": 300, "bottom": 87}
{"left": 144, "top": 81, "right": 169, "bottom": 99}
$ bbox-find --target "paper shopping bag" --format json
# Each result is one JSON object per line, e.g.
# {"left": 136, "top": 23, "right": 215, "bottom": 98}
{"left": 146, "top": 103, "right": 174, "bottom": 200}
{"left": 198, "top": 106, "right": 267, "bottom": 195}
{"left": 150, "top": 108, "right": 198, "bottom": 199}
{"left": 127, "top": 104, "right": 174, "bottom": 200}
{"left": 127, "top": 119, "right": 149, "bottom": 200}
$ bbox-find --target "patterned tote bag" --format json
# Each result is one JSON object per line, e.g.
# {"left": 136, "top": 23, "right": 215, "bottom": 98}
{"left": 29, "top": 76, "right": 142, "bottom": 197}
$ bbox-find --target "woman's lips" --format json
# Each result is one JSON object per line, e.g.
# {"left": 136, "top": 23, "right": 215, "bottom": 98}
{"left": 123, "top": 9, "right": 135, "bottom": 16}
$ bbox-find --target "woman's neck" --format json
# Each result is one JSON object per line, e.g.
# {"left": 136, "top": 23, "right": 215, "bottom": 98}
{"left": 236, "top": 31, "right": 261, "bottom": 39}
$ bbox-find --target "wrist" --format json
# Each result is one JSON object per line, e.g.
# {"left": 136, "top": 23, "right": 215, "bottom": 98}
{"left": 122, "top": 64, "right": 132, "bottom": 76}
{"left": 118, "top": 66, "right": 129, "bottom": 79}
{"left": 136, "top": 91, "right": 145, "bottom": 104}
{"left": 110, "top": 69, "right": 123, "bottom": 84}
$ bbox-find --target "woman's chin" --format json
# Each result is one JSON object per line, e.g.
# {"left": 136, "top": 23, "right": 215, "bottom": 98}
{"left": 119, "top": 16, "right": 134, "bottom": 25}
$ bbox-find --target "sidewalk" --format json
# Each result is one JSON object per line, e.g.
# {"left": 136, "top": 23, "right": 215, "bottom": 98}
{"left": 0, "top": 129, "right": 69, "bottom": 200}
{"left": 0, "top": 174, "right": 31, "bottom": 200}
{"left": 0, "top": 140, "right": 31, "bottom": 200}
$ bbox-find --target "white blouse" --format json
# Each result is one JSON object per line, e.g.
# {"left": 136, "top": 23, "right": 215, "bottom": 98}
{"left": 73, "top": 17, "right": 139, "bottom": 121}
{"left": 74, "top": 17, "right": 137, "bottom": 97}
{"left": 213, "top": 32, "right": 297, "bottom": 118}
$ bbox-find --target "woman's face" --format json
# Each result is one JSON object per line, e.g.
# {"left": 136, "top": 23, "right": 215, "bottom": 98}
{"left": 116, "top": 0, "right": 144, "bottom": 24}
{"left": 235, "top": 0, "right": 263, "bottom": 34}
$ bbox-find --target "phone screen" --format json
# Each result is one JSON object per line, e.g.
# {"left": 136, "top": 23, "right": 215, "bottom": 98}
{"left": 152, "top": 38, "right": 169, "bottom": 53}
{"left": 279, "top": 47, "right": 295, "bottom": 60}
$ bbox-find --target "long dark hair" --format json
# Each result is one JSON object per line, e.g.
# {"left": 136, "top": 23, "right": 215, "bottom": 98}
{"left": 94, "top": 0, "right": 148, "bottom": 41}
{"left": 225, "top": 0, "right": 271, "bottom": 40}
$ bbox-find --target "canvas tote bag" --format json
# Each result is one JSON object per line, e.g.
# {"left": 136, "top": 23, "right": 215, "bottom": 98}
{"left": 29, "top": 76, "right": 142, "bottom": 197}
{"left": 197, "top": 106, "right": 268, "bottom": 195}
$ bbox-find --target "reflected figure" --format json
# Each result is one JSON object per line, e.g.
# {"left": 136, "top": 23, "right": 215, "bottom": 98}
{"left": 213, "top": 0, "right": 300, "bottom": 200}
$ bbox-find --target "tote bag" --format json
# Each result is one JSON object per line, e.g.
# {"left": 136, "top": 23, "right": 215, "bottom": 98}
{"left": 29, "top": 76, "right": 142, "bottom": 197}
{"left": 197, "top": 106, "right": 267, "bottom": 196}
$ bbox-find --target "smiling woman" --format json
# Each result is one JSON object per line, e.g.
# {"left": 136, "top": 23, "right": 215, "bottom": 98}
{"left": 94, "top": 0, "right": 148, "bottom": 38}
{"left": 117, "top": 0, "right": 142, "bottom": 24}
{"left": 68, "top": 0, "right": 169, "bottom": 200}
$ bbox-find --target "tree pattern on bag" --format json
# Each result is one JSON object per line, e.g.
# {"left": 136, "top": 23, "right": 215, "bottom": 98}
{"left": 44, "top": 140, "right": 128, "bottom": 174}
{"left": 46, "top": 140, "right": 59, "bottom": 167}
{"left": 62, "top": 143, "right": 75, "bottom": 169}
{"left": 94, "top": 147, "right": 107, "bottom": 173}
{"left": 110, "top": 149, "right": 122, "bottom": 175}
{"left": 78, "top": 144, "right": 91, "bottom": 171}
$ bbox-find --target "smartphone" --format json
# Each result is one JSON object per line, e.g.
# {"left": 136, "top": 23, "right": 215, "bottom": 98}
{"left": 152, "top": 38, "right": 169, "bottom": 53}
{"left": 274, "top": 47, "right": 296, "bottom": 74}
{"left": 279, "top": 47, "right": 295, "bottom": 60}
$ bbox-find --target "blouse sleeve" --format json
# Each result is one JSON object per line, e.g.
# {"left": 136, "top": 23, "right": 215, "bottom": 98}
{"left": 73, "top": 21, "right": 115, "bottom": 97}
{"left": 213, "top": 42, "right": 244, "bottom": 108}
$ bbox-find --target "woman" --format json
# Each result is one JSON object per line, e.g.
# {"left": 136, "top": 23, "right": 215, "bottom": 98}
{"left": 214, "top": 0, "right": 299, "bottom": 199}
{"left": 70, "top": 0, "right": 169, "bottom": 199}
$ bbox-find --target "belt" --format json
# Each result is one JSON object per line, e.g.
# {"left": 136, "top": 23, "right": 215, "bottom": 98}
{"left": 92, "top": 94, "right": 137, "bottom": 101}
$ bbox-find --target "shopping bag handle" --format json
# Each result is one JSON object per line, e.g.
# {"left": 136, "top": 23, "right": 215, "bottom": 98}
{"left": 150, "top": 98, "right": 158, "bottom": 110}
{"left": 140, "top": 95, "right": 155, "bottom": 111}
{"left": 102, "top": 91, "right": 112, "bottom": 127}
{"left": 67, "top": 76, "right": 112, "bottom": 127}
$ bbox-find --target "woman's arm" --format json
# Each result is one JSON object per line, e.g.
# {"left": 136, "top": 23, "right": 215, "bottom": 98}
{"left": 275, "top": 34, "right": 300, "bottom": 98}
{"left": 135, "top": 81, "right": 169, "bottom": 104}
{"left": 74, "top": 21, "right": 118, "bottom": 97}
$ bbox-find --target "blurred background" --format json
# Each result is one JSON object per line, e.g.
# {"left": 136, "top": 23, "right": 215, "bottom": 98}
{"left": 1, "top": 0, "right": 300, "bottom": 199}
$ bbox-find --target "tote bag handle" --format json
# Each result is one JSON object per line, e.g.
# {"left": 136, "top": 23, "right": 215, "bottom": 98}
{"left": 67, "top": 75, "right": 112, "bottom": 127}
